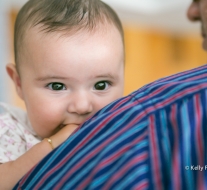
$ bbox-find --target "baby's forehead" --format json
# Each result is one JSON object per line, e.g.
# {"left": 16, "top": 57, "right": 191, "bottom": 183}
{"left": 14, "top": 0, "right": 124, "bottom": 72}
{"left": 18, "top": 25, "right": 124, "bottom": 80}
{"left": 20, "top": 22, "right": 124, "bottom": 63}
{"left": 24, "top": 22, "right": 122, "bottom": 46}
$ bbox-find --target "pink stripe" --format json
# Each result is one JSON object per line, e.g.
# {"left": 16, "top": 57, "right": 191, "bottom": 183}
{"left": 74, "top": 82, "right": 207, "bottom": 190}
{"left": 35, "top": 114, "right": 111, "bottom": 189}
{"left": 31, "top": 101, "right": 140, "bottom": 189}
{"left": 195, "top": 94, "right": 204, "bottom": 190}
{"left": 103, "top": 153, "right": 148, "bottom": 190}
{"left": 111, "top": 96, "right": 132, "bottom": 111}
{"left": 77, "top": 132, "right": 148, "bottom": 189}
{"left": 170, "top": 104, "right": 181, "bottom": 190}
{"left": 19, "top": 164, "right": 37, "bottom": 186}
{"left": 78, "top": 153, "right": 148, "bottom": 190}
{"left": 135, "top": 180, "right": 148, "bottom": 190}
{"left": 145, "top": 83, "right": 207, "bottom": 114}
{"left": 100, "top": 131, "right": 147, "bottom": 167}
{"left": 139, "top": 73, "right": 207, "bottom": 103}
{"left": 149, "top": 115, "right": 162, "bottom": 190}
{"left": 54, "top": 106, "right": 145, "bottom": 189}
{"left": 21, "top": 72, "right": 207, "bottom": 189}
{"left": 149, "top": 65, "right": 207, "bottom": 87}
{"left": 36, "top": 82, "right": 207, "bottom": 189}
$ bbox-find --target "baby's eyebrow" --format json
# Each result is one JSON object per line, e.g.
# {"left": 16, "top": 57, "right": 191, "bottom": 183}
{"left": 35, "top": 76, "right": 68, "bottom": 81}
{"left": 35, "top": 74, "right": 116, "bottom": 81}
{"left": 94, "top": 74, "right": 116, "bottom": 79}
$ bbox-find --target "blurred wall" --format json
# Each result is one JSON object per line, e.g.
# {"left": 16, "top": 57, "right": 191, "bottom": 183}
{"left": 6, "top": 9, "right": 207, "bottom": 108}
{"left": 0, "top": 1, "right": 12, "bottom": 104}
{"left": 123, "top": 25, "right": 207, "bottom": 95}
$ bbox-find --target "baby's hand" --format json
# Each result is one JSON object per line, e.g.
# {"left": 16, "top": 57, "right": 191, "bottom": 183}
{"left": 0, "top": 124, "right": 79, "bottom": 190}
{"left": 49, "top": 124, "right": 79, "bottom": 149}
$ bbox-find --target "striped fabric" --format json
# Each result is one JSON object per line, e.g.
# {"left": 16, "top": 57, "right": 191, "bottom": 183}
{"left": 14, "top": 65, "right": 207, "bottom": 190}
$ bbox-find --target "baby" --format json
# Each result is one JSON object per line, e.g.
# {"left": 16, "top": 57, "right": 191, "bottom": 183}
{"left": 0, "top": 0, "right": 125, "bottom": 189}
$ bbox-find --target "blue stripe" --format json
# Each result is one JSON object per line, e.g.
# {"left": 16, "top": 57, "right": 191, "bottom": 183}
{"left": 39, "top": 106, "right": 143, "bottom": 188}
{"left": 116, "top": 165, "right": 148, "bottom": 189}
{"left": 51, "top": 120, "right": 148, "bottom": 189}
{"left": 160, "top": 109, "right": 172, "bottom": 189}
{"left": 181, "top": 100, "right": 194, "bottom": 190}
{"left": 89, "top": 139, "right": 148, "bottom": 189}
{"left": 14, "top": 65, "right": 207, "bottom": 190}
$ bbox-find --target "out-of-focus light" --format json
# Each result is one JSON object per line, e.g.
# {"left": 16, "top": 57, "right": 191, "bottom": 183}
{"left": 102, "top": 0, "right": 191, "bottom": 14}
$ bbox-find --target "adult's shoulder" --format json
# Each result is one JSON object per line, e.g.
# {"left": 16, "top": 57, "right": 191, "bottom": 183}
{"left": 13, "top": 65, "right": 207, "bottom": 190}
{"left": 130, "top": 64, "right": 207, "bottom": 109}
{"left": 93, "top": 64, "right": 207, "bottom": 120}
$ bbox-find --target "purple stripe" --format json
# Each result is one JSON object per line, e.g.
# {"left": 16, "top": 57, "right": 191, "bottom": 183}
{"left": 195, "top": 94, "right": 205, "bottom": 190}
{"left": 149, "top": 115, "right": 162, "bottom": 190}
{"left": 170, "top": 104, "right": 181, "bottom": 190}
{"left": 53, "top": 104, "right": 144, "bottom": 189}
{"left": 149, "top": 65, "right": 207, "bottom": 86}
{"left": 78, "top": 132, "right": 148, "bottom": 189}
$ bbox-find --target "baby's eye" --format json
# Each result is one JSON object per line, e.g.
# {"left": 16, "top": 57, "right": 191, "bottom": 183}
{"left": 47, "top": 83, "right": 66, "bottom": 91}
{"left": 94, "top": 81, "right": 110, "bottom": 90}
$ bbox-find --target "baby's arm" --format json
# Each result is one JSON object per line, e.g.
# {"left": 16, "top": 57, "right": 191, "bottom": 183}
{"left": 0, "top": 124, "right": 78, "bottom": 190}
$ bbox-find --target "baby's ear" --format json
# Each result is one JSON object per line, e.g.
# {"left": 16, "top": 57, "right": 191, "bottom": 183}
{"left": 6, "top": 63, "right": 24, "bottom": 100}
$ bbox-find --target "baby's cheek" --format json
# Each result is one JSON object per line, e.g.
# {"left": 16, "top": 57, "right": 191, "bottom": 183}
{"left": 28, "top": 100, "right": 65, "bottom": 137}
{"left": 31, "top": 112, "right": 61, "bottom": 138}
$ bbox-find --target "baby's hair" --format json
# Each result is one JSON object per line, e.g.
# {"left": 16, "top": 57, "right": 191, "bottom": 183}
{"left": 14, "top": 0, "right": 124, "bottom": 71}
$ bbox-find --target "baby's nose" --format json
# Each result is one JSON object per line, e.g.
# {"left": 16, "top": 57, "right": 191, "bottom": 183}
{"left": 67, "top": 92, "right": 93, "bottom": 115}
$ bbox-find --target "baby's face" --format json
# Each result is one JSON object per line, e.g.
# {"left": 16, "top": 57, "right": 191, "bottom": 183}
{"left": 17, "top": 25, "right": 124, "bottom": 138}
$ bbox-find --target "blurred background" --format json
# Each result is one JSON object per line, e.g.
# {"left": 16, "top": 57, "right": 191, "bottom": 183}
{"left": 0, "top": 0, "right": 206, "bottom": 109}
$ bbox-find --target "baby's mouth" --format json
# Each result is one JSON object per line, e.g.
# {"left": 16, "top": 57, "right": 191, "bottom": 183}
{"left": 58, "top": 123, "right": 80, "bottom": 129}
{"left": 58, "top": 124, "right": 66, "bottom": 129}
